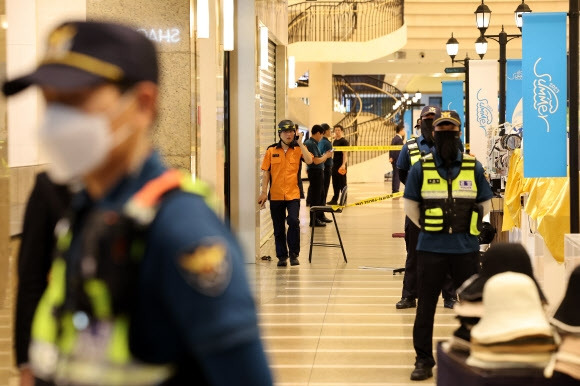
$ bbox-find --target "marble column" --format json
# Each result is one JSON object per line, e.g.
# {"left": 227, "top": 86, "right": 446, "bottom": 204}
{"left": 87, "top": 0, "right": 195, "bottom": 172}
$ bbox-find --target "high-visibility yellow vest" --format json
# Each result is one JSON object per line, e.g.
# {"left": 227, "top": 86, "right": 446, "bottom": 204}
{"left": 419, "top": 154, "right": 482, "bottom": 235}
{"left": 406, "top": 138, "right": 422, "bottom": 166}
{"left": 30, "top": 169, "right": 216, "bottom": 385}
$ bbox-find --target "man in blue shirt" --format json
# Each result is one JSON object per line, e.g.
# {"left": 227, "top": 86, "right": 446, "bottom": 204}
{"left": 319, "top": 123, "right": 334, "bottom": 206}
{"left": 395, "top": 106, "right": 457, "bottom": 310}
{"left": 3, "top": 21, "right": 272, "bottom": 385}
{"left": 403, "top": 110, "right": 493, "bottom": 381}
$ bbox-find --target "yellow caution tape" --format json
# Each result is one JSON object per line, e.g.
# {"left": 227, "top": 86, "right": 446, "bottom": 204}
{"left": 333, "top": 145, "right": 403, "bottom": 151}
{"left": 331, "top": 192, "right": 404, "bottom": 210}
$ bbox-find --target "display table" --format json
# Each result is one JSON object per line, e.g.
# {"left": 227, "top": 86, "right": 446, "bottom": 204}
{"left": 436, "top": 342, "right": 560, "bottom": 386}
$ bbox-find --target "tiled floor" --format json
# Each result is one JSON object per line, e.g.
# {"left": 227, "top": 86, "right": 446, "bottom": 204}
{"left": 254, "top": 182, "right": 454, "bottom": 385}
{"left": 0, "top": 181, "right": 456, "bottom": 385}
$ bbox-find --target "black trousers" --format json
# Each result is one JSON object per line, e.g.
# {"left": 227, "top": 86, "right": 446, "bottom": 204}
{"left": 331, "top": 165, "right": 347, "bottom": 202}
{"left": 413, "top": 250, "right": 479, "bottom": 366}
{"left": 401, "top": 218, "right": 456, "bottom": 300}
{"left": 391, "top": 162, "right": 400, "bottom": 193}
{"left": 269, "top": 199, "right": 300, "bottom": 258}
{"left": 307, "top": 168, "right": 325, "bottom": 222}
{"left": 322, "top": 165, "right": 332, "bottom": 203}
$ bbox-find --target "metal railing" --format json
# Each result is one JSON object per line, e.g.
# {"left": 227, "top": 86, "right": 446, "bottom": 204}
{"left": 333, "top": 75, "right": 404, "bottom": 166}
{"left": 288, "top": 0, "right": 404, "bottom": 44}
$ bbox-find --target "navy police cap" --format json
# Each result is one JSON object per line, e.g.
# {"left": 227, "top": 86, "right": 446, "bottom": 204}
{"left": 3, "top": 21, "right": 159, "bottom": 96}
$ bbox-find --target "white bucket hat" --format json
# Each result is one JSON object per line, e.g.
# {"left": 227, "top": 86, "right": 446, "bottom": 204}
{"left": 471, "top": 272, "right": 552, "bottom": 344}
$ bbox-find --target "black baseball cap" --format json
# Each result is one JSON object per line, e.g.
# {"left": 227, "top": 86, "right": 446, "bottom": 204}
{"left": 434, "top": 110, "right": 462, "bottom": 127}
{"left": 420, "top": 106, "right": 440, "bottom": 118}
{"left": 3, "top": 21, "right": 159, "bottom": 96}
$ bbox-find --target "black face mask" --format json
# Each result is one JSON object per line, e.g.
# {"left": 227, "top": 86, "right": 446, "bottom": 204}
{"left": 420, "top": 119, "right": 434, "bottom": 143}
{"left": 434, "top": 131, "right": 460, "bottom": 164}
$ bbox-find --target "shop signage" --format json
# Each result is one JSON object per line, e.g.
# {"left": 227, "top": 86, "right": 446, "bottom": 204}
{"left": 137, "top": 28, "right": 181, "bottom": 43}
{"left": 506, "top": 59, "right": 522, "bottom": 126}
{"left": 522, "top": 12, "right": 567, "bottom": 177}
{"left": 442, "top": 80, "right": 465, "bottom": 144}
{"left": 444, "top": 67, "right": 465, "bottom": 74}
{"left": 468, "top": 60, "right": 498, "bottom": 159}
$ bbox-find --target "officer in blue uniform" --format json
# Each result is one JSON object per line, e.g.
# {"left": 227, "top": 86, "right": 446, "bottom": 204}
{"left": 3, "top": 21, "right": 272, "bottom": 385}
{"left": 395, "top": 106, "right": 457, "bottom": 310}
{"left": 403, "top": 110, "right": 493, "bottom": 381}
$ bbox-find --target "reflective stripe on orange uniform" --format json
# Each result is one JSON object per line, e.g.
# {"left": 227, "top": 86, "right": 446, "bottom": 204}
{"left": 261, "top": 143, "right": 304, "bottom": 200}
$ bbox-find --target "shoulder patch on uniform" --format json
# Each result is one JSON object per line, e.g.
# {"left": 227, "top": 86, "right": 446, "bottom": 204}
{"left": 177, "top": 237, "right": 232, "bottom": 296}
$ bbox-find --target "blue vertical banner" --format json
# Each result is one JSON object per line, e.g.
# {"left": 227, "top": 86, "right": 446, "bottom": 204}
{"left": 442, "top": 81, "right": 465, "bottom": 143}
{"left": 404, "top": 109, "right": 412, "bottom": 139}
{"left": 506, "top": 59, "right": 522, "bottom": 126}
{"left": 522, "top": 13, "right": 567, "bottom": 177}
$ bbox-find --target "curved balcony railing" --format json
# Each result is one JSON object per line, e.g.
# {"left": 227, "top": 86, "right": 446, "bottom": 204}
{"left": 333, "top": 75, "right": 404, "bottom": 166}
{"left": 289, "top": 0, "right": 404, "bottom": 44}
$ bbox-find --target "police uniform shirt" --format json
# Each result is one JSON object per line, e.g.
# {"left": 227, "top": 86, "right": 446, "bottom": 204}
{"left": 318, "top": 137, "right": 333, "bottom": 168}
{"left": 261, "top": 140, "right": 305, "bottom": 201}
{"left": 403, "top": 150, "right": 493, "bottom": 254}
{"left": 396, "top": 134, "right": 434, "bottom": 171}
{"left": 304, "top": 137, "right": 324, "bottom": 171}
{"left": 67, "top": 151, "right": 271, "bottom": 385}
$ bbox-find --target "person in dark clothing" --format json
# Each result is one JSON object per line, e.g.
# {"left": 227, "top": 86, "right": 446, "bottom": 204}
{"left": 395, "top": 106, "right": 457, "bottom": 311}
{"left": 319, "top": 123, "right": 333, "bottom": 205}
{"left": 328, "top": 124, "right": 349, "bottom": 205}
{"left": 404, "top": 110, "right": 493, "bottom": 381}
{"left": 389, "top": 125, "right": 405, "bottom": 193}
{"left": 14, "top": 172, "right": 72, "bottom": 386}
{"left": 304, "top": 124, "right": 332, "bottom": 226}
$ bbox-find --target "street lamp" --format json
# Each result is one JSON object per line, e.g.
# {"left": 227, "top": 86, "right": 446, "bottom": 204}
{"left": 445, "top": 34, "right": 471, "bottom": 150}
{"left": 474, "top": 0, "right": 532, "bottom": 131}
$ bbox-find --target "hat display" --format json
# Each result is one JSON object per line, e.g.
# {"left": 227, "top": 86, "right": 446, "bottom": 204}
{"left": 554, "top": 334, "right": 580, "bottom": 381}
{"left": 457, "top": 242, "right": 546, "bottom": 303}
{"left": 3, "top": 21, "right": 158, "bottom": 96}
{"left": 551, "top": 265, "right": 580, "bottom": 333}
{"left": 434, "top": 110, "right": 461, "bottom": 127}
{"left": 470, "top": 272, "right": 552, "bottom": 345}
{"left": 420, "top": 105, "right": 440, "bottom": 118}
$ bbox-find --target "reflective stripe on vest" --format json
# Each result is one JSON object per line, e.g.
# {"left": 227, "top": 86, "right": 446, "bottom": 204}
{"left": 30, "top": 169, "right": 214, "bottom": 385}
{"left": 407, "top": 138, "right": 421, "bottom": 166}
{"left": 420, "top": 154, "right": 478, "bottom": 234}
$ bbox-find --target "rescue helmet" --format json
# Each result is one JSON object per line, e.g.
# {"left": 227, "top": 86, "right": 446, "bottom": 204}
{"left": 278, "top": 119, "right": 296, "bottom": 135}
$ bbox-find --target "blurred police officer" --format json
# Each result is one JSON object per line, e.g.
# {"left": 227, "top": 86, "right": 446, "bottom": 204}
{"left": 259, "top": 120, "right": 313, "bottom": 266}
{"left": 403, "top": 110, "right": 493, "bottom": 381}
{"left": 395, "top": 106, "right": 457, "bottom": 310}
{"left": 4, "top": 21, "right": 272, "bottom": 385}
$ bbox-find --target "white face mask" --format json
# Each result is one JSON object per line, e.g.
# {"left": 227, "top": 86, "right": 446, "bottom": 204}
{"left": 39, "top": 101, "right": 133, "bottom": 184}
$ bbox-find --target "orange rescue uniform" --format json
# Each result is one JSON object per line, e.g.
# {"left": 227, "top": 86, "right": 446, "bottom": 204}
{"left": 261, "top": 142, "right": 306, "bottom": 200}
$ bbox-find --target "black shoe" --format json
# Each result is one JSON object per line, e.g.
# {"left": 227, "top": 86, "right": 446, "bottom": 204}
{"left": 277, "top": 258, "right": 288, "bottom": 267}
{"left": 310, "top": 219, "right": 326, "bottom": 227}
{"left": 327, "top": 200, "right": 338, "bottom": 205}
{"left": 395, "top": 297, "right": 416, "bottom": 309}
{"left": 289, "top": 253, "right": 300, "bottom": 266}
{"left": 321, "top": 216, "right": 333, "bottom": 223}
{"left": 444, "top": 298, "right": 457, "bottom": 309}
{"left": 410, "top": 363, "right": 433, "bottom": 381}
